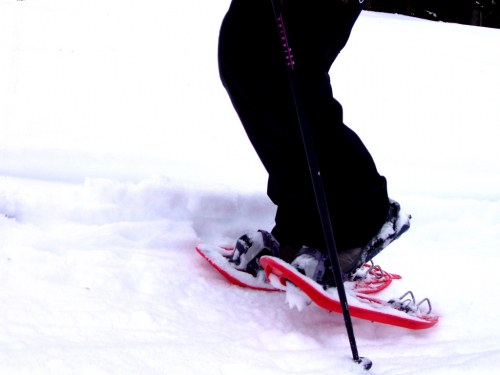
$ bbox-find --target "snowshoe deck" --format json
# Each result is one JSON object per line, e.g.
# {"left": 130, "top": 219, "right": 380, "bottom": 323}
{"left": 196, "top": 244, "right": 279, "bottom": 291}
{"left": 260, "top": 256, "right": 439, "bottom": 330}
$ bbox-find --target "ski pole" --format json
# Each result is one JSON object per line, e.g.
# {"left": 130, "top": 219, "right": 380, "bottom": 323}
{"left": 269, "top": 0, "right": 372, "bottom": 370}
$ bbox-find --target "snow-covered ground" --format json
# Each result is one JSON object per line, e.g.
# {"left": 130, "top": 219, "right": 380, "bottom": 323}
{"left": 1, "top": 1, "right": 500, "bottom": 374}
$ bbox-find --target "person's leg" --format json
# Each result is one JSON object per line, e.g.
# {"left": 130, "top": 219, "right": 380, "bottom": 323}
{"left": 219, "top": 0, "right": 389, "bottom": 254}
{"left": 271, "top": 0, "right": 389, "bottom": 253}
{"left": 218, "top": 0, "right": 313, "bottom": 247}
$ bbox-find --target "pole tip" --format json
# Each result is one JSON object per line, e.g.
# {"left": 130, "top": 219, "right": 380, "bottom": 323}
{"left": 355, "top": 357, "right": 372, "bottom": 371}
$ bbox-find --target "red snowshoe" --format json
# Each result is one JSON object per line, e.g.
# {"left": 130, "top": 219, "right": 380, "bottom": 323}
{"left": 196, "top": 244, "right": 438, "bottom": 330}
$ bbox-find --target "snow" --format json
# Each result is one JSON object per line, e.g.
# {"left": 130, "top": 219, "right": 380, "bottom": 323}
{"left": 284, "top": 282, "right": 312, "bottom": 313}
{"left": 1, "top": 0, "right": 500, "bottom": 373}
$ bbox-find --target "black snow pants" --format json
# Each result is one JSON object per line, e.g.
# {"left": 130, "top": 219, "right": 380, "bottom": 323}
{"left": 218, "top": 0, "right": 389, "bottom": 252}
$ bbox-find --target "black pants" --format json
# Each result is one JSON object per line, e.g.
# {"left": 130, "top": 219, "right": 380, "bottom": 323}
{"left": 218, "top": 0, "right": 389, "bottom": 252}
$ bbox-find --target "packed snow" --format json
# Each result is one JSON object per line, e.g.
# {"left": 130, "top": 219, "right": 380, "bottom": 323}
{"left": 1, "top": 0, "right": 500, "bottom": 374}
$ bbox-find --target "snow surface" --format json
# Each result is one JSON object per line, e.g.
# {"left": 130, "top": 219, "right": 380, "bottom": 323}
{"left": 1, "top": 0, "right": 500, "bottom": 373}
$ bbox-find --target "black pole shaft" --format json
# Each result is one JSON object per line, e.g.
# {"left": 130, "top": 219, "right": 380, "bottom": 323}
{"left": 269, "top": 0, "right": 367, "bottom": 366}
